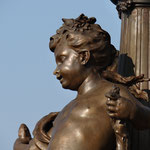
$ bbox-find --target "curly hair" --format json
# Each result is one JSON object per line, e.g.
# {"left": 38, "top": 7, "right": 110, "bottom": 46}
{"left": 49, "top": 14, "right": 149, "bottom": 101}
{"left": 49, "top": 14, "right": 117, "bottom": 72}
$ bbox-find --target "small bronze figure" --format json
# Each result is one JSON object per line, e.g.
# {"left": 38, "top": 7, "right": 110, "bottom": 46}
{"left": 106, "top": 85, "right": 129, "bottom": 150}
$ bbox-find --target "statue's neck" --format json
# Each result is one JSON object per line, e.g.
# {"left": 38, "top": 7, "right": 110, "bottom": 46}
{"left": 77, "top": 70, "right": 102, "bottom": 95}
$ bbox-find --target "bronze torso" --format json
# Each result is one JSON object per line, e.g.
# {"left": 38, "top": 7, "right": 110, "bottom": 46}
{"left": 48, "top": 80, "right": 116, "bottom": 150}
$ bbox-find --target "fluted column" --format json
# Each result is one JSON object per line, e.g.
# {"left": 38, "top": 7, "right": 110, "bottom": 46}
{"left": 110, "top": 0, "right": 150, "bottom": 150}
{"left": 119, "top": 5, "right": 150, "bottom": 90}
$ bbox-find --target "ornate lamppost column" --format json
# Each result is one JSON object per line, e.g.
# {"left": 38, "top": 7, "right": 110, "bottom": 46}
{"left": 111, "top": 0, "right": 150, "bottom": 90}
{"left": 110, "top": 1, "right": 150, "bottom": 150}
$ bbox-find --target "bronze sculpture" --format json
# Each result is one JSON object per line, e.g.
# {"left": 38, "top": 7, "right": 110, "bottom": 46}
{"left": 110, "top": 0, "right": 150, "bottom": 149}
{"left": 14, "top": 14, "right": 150, "bottom": 150}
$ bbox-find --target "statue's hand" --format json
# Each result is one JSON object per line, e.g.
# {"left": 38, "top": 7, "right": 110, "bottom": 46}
{"left": 13, "top": 124, "right": 32, "bottom": 150}
{"left": 106, "top": 95, "right": 135, "bottom": 120}
{"left": 105, "top": 85, "right": 130, "bottom": 150}
{"left": 18, "top": 124, "right": 32, "bottom": 144}
{"left": 32, "top": 112, "right": 59, "bottom": 150}
{"left": 14, "top": 112, "right": 59, "bottom": 150}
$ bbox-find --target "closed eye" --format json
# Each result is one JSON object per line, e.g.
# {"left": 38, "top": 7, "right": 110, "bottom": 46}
{"left": 60, "top": 55, "right": 66, "bottom": 62}
{"left": 56, "top": 55, "right": 66, "bottom": 65}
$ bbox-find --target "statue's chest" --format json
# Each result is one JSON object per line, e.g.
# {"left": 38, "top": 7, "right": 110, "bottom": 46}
{"left": 49, "top": 98, "right": 113, "bottom": 150}
{"left": 53, "top": 97, "right": 105, "bottom": 129}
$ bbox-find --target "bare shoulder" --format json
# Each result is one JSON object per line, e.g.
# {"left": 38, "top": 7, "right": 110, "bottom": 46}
{"left": 96, "top": 79, "right": 135, "bottom": 100}
{"left": 102, "top": 79, "right": 136, "bottom": 101}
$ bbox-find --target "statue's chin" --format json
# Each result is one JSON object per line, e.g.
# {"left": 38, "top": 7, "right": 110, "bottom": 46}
{"left": 61, "top": 81, "right": 70, "bottom": 89}
{"left": 61, "top": 83, "right": 78, "bottom": 91}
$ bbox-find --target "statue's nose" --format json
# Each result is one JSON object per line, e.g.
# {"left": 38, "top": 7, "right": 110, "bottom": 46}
{"left": 53, "top": 67, "right": 59, "bottom": 76}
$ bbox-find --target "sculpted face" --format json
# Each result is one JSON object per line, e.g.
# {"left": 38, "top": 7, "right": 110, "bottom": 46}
{"left": 53, "top": 42, "right": 87, "bottom": 91}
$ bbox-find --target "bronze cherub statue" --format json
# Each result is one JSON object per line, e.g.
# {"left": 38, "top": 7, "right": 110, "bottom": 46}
{"left": 14, "top": 14, "right": 149, "bottom": 150}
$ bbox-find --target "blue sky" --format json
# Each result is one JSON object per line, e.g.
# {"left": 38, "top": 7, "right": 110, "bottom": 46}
{"left": 0, "top": 0, "right": 121, "bottom": 149}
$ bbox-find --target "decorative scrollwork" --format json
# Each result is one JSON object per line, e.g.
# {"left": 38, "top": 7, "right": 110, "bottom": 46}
{"left": 116, "top": 0, "right": 133, "bottom": 18}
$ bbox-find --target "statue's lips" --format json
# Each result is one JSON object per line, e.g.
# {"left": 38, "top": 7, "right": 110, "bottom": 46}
{"left": 56, "top": 75, "right": 63, "bottom": 83}
{"left": 60, "top": 78, "right": 63, "bottom": 83}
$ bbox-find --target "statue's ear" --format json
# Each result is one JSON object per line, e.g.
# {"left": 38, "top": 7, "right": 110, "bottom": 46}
{"left": 79, "top": 50, "right": 90, "bottom": 65}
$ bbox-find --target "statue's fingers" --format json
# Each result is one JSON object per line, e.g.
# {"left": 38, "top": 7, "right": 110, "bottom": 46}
{"left": 107, "top": 112, "right": 118, "bottom": 118}
{"left": 106, "top": 99, "right": 116, "bottom": 106}
{"left": 18, "top": 123, "right": 31, "bottom": 144}
{"left": 107, "top": 106, "right": 117, "bottom": 112}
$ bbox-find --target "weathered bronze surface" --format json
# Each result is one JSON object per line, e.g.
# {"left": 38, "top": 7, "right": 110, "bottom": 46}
{"left": 14, "top": 13, "right": 150, "bottom": 150}
{"left": 111, "top": 0, "right": 150, "bottom": 149}
{"left": 105, "top": 86, "right": 129, "bottom": 150}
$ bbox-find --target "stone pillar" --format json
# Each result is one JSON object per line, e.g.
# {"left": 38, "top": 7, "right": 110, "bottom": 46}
{"left": 118, "top": 0, "right": 150, "bottom": 90}
{"left": 110, "top": 0, "right": 150, "bottom": 150}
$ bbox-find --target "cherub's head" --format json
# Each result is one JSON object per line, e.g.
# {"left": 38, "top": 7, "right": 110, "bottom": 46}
{"left": 49, "top": 14, "right": 117, "bottom": 90}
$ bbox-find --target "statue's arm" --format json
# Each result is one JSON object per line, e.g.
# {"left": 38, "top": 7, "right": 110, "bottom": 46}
{"left": 106, "top": 86, "right": 150, "bottom": 129}
{"left": 14, "top": 112, "right": 59, "bottom": 150}
{"left": 129, "top": 101, "right": 150, "bottom": 129}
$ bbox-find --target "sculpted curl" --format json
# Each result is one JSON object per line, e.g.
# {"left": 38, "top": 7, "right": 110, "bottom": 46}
{"left": 49, "top": 14, "right": 149, "bottom": 101}
{"left": 49, "top": 14, "right": 117, "bottom": 72}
